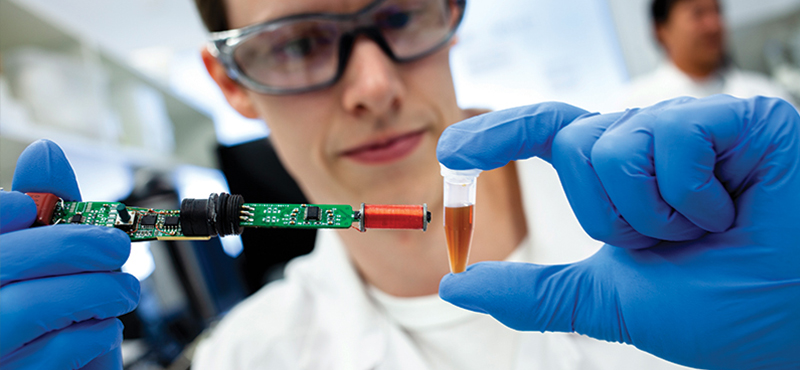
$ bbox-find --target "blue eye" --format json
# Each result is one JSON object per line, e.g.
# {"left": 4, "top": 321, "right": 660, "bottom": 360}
{"left": 376, "top": 7, "right": 413, "bottom": 30}
{"left": 283, "top": 38, "right": 314, "bottom": 57}
{"left": 384, "top": 12, "right": 410, "bottom": 29}
{"left": 274, "top": 31, "right": 335, "bottom": 60}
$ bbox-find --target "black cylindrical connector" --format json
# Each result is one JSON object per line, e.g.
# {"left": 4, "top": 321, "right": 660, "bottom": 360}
{"left": 180, "top": 192, "right": 245, "bottom": 237}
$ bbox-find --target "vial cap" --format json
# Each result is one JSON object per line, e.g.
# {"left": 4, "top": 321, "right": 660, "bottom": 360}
{"left": 440, "top": 163, "right": 482, "bottom": 184}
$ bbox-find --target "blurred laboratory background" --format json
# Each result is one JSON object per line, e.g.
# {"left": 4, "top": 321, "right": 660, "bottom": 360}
{"left": 1, "top": 0, "right": 798, "bottom": 368}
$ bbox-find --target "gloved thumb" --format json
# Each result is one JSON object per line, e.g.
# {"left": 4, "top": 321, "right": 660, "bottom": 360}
{"left": 0, "top": 192, "right": 36, "bottom": 234}
{"left": 12, "top": 139, "right": 81, "bottom": 201}
{"left": 439, "top": 260, "right": 624, "bottom": 343}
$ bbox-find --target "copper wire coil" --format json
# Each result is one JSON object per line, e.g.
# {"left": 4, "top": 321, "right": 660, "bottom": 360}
{"left": 359, "top": 203, "right": 430, "bottom": 232}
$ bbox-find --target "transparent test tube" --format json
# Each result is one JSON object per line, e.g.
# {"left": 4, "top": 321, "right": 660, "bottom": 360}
{"left": 440, "top": 164, "right": 482, "bottom": 273}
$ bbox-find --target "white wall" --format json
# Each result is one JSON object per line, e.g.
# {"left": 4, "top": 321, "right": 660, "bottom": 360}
{"left": 450, "top": 0, "right": 629, "bottom": 112}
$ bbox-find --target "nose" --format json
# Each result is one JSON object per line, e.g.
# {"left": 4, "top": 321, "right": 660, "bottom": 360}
{"left": 340, "top": 36, "right": 405, "bottom": 119}
{"left": 700, "top": 4, "right": 724, "bottom": 34}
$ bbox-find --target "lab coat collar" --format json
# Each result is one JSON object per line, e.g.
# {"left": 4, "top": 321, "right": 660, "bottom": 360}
{"left": 284, "top": 229, "right": 387, "bottom": 369}
{"left": 659, "top": 61, "right": 725, "bottom": 90}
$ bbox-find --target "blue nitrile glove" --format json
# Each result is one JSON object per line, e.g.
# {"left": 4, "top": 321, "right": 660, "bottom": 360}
{"left": 0, "top": 140, "right": 140, "bottom": 370}
{"left": 437, "top": 95, "right": 800, "bottom": 370}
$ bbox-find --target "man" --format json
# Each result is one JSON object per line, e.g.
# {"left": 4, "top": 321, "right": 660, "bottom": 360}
{"left": 1, "top": 0, "right": 796, "bottom": 368}
{"left": 188, "top": 0, "right": 692, "bottom": 368}
{"left": 623, "top": 0, "right": 795, "bottom": 107}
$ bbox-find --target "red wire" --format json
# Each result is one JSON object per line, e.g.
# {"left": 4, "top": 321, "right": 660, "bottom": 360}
{"left": 363, "top": 205, "right": 425, "bottom": 230}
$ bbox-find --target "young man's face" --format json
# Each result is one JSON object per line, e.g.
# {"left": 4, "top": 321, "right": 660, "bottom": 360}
{"left": 206, "top": 0, "right": 463, "bottom": 207}
{"left": 656, "top": 0, "right": 726, "bottom": 75}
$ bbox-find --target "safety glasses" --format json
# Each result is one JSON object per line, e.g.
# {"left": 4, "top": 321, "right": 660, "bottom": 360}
{"left": 208, "top": 0, "right": 466, "bottom": 95}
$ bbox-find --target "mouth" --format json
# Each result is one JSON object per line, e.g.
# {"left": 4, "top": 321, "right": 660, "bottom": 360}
{"left": 341, "top": 129, "right": 426, "bottom": 165}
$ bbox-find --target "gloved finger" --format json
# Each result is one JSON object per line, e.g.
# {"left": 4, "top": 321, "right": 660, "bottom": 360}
{"left": 0, "top": 318, "right": 123, "bottom": 370}
{"left": 12, "top": 139, "right": 81, "bottom": 202}
{"left": 81, "top": 347, "right": 122, "bottom": 370}
{"left": 0, "top": 192, "right": 36, "bottom": 234}
{"left": 437, "top": 102, "right": 590, "bottom": 171}
{"left": 0, "top": 225, "right": 131, "bottom": 285}
{"left": 551, "top": 112, "right": 660, "bottom": 249}
{"left": 651, "top": 95, "right": 762, "bottom": 232}
{"left": 439, "top": 259, "right": 625, "bottom": 342}
{"left": 655, "top": 96, "right": 800, "bottom": 233}
{"left": 591, "top": 102, "right": 707, "bottom": 241}
{"left": 0, "top": 272, "right": 139, "bottom": 357}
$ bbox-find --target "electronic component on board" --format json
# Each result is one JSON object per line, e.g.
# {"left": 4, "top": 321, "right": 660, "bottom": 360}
{"left": 356, "top": 203, "right": 431, "bottom": 232}
{"left": 114, "top": 207, "right": 136, "bottom": 232}
{"left": 180, "top": 192, "right": 245, "bottom": 237}
{"left": 140, "top": 215, "right": 157, "bottom": 226}
{"left": 306, "top": 206, "right": 321, "bottom": 221}
{"left": 164, "top": 216, "right": 180, "bottom": 227}
{"left": 26, "top": 192, "right": 59, "bottom": 226}
{"left": 116, "top": 203, "right": 131, "bottom": 223}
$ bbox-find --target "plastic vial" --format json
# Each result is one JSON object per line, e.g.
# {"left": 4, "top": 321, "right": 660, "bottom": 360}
{"left": 441, "top": 164, "right": 482, "bottom": 273}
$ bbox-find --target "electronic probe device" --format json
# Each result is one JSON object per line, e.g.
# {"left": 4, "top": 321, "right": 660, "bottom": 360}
{"left": 26, "top": 192, "right": 431, "bottom": 242}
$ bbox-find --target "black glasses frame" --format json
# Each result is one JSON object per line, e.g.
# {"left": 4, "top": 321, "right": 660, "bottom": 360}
{"left": 207, "top": 0, "right": 467, "bottom": 95}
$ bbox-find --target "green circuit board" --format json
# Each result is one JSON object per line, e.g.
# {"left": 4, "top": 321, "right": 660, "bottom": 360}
{"left": 52, "top": 201, "right": 356, "bottom": 242}
{"left": 241, "top": 203, "right": 355, "bottom": 229}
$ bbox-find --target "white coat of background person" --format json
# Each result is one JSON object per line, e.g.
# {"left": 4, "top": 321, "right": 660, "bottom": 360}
{"left": 623, "top": 0, "right": 796, "bottom": 108}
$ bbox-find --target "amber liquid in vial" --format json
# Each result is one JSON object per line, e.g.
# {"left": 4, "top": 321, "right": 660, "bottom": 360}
{"left": 444, "top": 205, "right": 475, "bottom": 273}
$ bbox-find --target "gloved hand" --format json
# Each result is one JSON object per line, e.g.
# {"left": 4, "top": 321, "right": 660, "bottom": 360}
{"left": 0, "top": 140, "right": 140, "bottom": 370}
{"left": 437, "top": 95, "right": 800, "bottom": 370}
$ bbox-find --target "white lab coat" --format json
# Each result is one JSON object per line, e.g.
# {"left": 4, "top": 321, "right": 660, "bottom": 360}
{"left": 192, "top": 158, "right": 694, "bottom": 370}
{"left": 621, "top": 61, "right": 796, "bottom": 109}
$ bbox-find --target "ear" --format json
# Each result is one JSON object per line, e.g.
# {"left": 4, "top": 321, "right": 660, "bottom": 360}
{"left": 201, "top": 48, "right": 260, "bottom": 119}
{"left": 653, "top": 23, "right": 668, "bottom": 50}
{"left": 450, "top": 34, "right": 459, "bottom": 47}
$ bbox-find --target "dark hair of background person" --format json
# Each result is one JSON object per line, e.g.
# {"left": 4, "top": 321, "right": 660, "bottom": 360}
{"left": 651, "top": 0, "right": 685, "bottom": 25}
{"left": 651, "top": 0, "right": 723, "bottom": 26}
{"left": 195, "top": 0, "right": 229, "bottom": 32}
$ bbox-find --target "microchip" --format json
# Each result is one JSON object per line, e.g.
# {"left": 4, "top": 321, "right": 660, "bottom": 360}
{"left": 140, "top": 214, "right": 157, "bottom": 226}
{"left": 70, "top": 214, "right": 83, "bottom": 224}
{"left": 163, "top": 216, "right": 179, "bottom": 227}
{"left": 305, "top": 206, "right": 321, "bottom": 221}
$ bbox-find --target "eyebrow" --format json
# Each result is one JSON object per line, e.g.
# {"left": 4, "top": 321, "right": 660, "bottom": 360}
{"left": 231, "top": 0, "right": 383, "bottom": 31}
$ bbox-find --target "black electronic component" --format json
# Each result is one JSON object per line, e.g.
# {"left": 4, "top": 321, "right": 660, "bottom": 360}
{"left": 306, "top": 206, "right": 321, "bottom": 221}
{"left": 180, "top": 192, "right": 245, "bottom": 237}
{"left": 140, "top": 214, "right": 157, "bottom": 226}
{"left": 70, "top": 214, "right": 83, "bottom": 224}
{"left": 163, "top": 216, "right": 179, "bottom": 227}
{"left": 116, "top": 203, "right": 131, "bottom": 223}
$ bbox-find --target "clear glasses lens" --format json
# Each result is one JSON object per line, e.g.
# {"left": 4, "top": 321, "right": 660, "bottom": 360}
{"left": 377, "top": 0, "right": 454, "bottom": 57}
{"left": 234, "top": 21, "right": 342, "bottom": 90}
{"left": 231, "top": 0, "right": 461, "bottom": 92}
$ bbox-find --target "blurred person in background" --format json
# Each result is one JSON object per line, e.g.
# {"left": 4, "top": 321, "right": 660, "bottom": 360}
{"left": 623, "top": 0, "right": 796, "bottom": 107}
